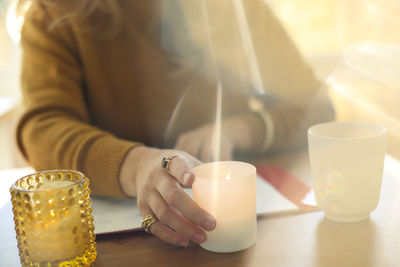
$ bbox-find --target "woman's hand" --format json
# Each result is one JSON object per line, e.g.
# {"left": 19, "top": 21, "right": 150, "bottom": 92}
{"left": 175, "top": 122, "right": 234, "bottom": 163}
{"left": 174, "top": 113, "right": 264, "bottom": 162}
{"left": 119, "top": 146, "right": 216, "bottom": 247}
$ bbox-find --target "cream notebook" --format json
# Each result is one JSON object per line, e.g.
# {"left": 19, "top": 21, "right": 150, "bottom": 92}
{"left": 91, "top": 175, "right": 298, "bottom": 234}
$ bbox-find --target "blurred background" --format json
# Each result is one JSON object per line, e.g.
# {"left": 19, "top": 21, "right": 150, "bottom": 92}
{"left": 0, "top": 0, "right": 399, "bottom": 169}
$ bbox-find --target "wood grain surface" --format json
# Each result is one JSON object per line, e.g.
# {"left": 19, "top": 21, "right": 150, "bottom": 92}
{"left": 1, "top": 151, "right": 400, "bottom": 267}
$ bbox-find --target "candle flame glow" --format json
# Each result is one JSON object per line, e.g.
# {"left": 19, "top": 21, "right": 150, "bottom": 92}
{"left": 226, "top": 173, "right": 231, "bottom": 180}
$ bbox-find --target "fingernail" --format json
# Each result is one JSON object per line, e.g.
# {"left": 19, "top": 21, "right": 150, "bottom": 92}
{"left": 202, "top": 217, "right": 216, "bottom": 231}
{"left": 193, "top": 233, "right": 206, "bottom": 243}
{"left": 178, "top": 239, "right": 189, "bottom": 247}
{"left": 182, "top": 172, "right": 192, "bottom": 184}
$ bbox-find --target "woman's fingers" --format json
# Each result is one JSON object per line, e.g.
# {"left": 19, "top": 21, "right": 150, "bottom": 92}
{"left": 150, "top": 222, "right": 189, "bottom": 247}
{"left": 137, "top": 200, "right": 189, "bottom": 247}
{"left": 135, "top": 150, "right": 218, "bottom": 247}
{"left": 148, "top": 192, "right": 206, "bottom": 244}
{"left": 161, "top": 154, "right": 216, "bottom": 230}
{"left": 166, "top": 155, "right": 200, "bottom": 187}
{"left": 156, "top": 175, "right": 216, "bottom": 231}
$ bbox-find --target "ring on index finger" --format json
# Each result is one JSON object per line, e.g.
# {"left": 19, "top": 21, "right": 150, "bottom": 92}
{"left": 161, "top": 155, "right": 178, "bottom": 176}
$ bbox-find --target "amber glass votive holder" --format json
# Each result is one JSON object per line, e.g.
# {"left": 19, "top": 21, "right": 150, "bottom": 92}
{"left": 10, "top": 170, "right": 97, "bottom": 266}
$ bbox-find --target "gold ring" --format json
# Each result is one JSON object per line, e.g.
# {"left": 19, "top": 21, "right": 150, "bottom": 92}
{"left": 142, "top": 214, "right": 157, "bottom": 234}
{"left": 161, "top": 155, "right": 178, "bottom": 176}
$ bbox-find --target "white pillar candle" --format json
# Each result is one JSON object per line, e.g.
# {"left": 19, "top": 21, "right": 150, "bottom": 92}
{"left": 193, "top": 161, "right": 257, "bottom": 253}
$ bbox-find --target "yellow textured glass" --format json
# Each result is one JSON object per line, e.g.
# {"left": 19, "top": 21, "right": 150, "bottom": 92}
{"left": 10, "top": 170, "right": 97, "bottom": 267}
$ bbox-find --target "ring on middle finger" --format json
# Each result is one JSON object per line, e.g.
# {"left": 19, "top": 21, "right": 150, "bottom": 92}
{"left": 142, "top": 214, "right": 157, "bottom": 233}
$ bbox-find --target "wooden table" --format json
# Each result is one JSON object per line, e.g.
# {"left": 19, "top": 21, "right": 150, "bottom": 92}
{"left": 1, "top": 151, "right": 400, "bottom": 267}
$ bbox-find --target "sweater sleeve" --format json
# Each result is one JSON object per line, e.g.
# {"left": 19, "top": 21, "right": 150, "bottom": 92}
{"left": 16, "top": 2, "right": 139, "bottom": 198}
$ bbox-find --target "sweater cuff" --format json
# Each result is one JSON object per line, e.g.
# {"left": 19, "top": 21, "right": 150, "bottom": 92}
{"left": 83, "top": 137, "right": 141, "bottom": 198}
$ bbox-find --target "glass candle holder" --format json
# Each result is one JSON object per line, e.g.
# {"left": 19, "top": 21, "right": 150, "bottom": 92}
{"left": 10, "top": 170, "right": 97, "bottom": 266}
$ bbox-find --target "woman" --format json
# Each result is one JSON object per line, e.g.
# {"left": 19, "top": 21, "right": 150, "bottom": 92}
{"left": 16, "top": 0, "right": 334, "bottom": 247}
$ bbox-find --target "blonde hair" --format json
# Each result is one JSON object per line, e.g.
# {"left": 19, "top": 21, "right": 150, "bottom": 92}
{"left": 18, "top": 0, "right": 122, "bottom": 38}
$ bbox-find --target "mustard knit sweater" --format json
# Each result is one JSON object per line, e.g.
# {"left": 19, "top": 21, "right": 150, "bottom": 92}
{"left": 17, "top": 0, "right": 334, "bottom": 198}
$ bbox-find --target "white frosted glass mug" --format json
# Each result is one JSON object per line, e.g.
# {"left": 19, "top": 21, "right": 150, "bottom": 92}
{"left": 308, "top": 122, "right": 386, "bottom": 222}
